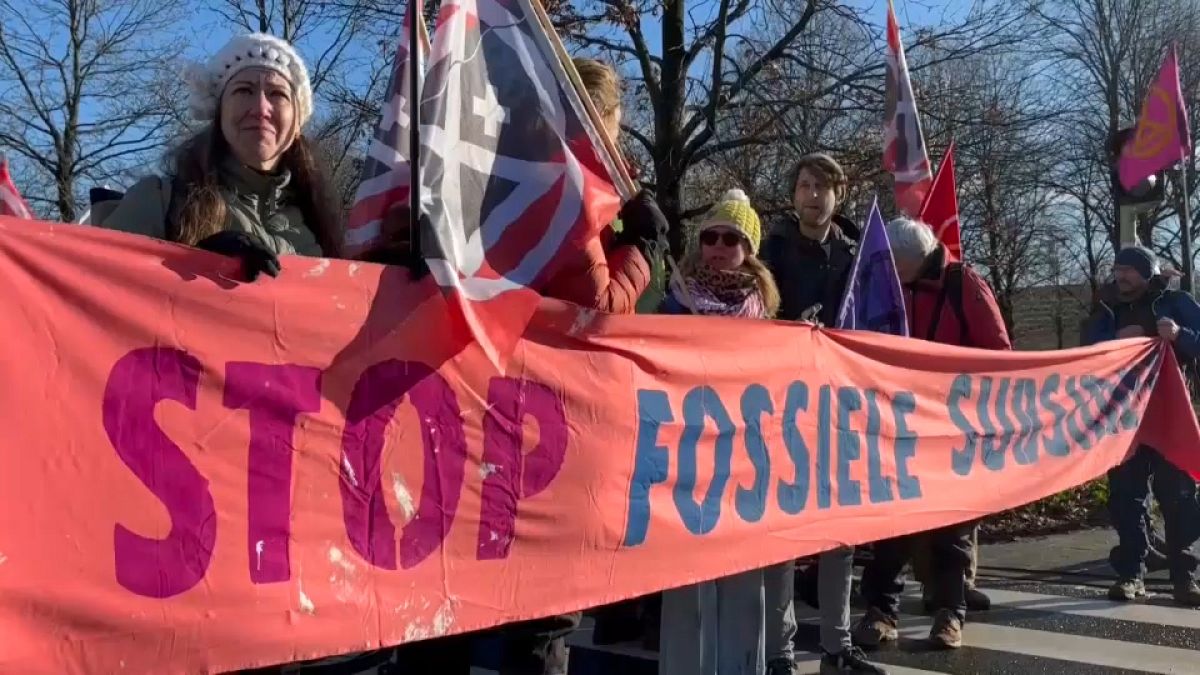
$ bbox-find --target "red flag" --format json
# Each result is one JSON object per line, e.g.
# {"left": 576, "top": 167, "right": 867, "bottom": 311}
{"left": 344, "top": 0, "right": 431, "bottom": 257}
{"left": 883, "top": 0, "right": 932, "bottom": 217}
{"left": 0, "top": 158, "right": 32, "bottom": 219}
{"left": 1118, "top": 43, "right": 1192, "bottom": 190}
{"left": 920, "top": 141, "right": 962, "bottom": 261}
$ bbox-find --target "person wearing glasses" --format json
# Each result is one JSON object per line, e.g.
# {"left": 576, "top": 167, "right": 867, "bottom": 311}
{"left": 657, "top": 188, "right": 779, "bottom": 675}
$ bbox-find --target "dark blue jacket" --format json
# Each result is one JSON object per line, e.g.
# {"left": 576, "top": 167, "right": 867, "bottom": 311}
{"left": 1082, "top": 280, "right": 1200, "bottom": 359}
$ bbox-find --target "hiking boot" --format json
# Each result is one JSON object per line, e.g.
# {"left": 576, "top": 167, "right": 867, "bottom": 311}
{"left": 819, "top": 647, "right": 889, "bottom": 674}
{"left": 1108, "top": 578, "right": 1147, "bottom": 602}
{"left": 851, "top": 607, "right": 899, "bottom": 648}
{"left": 767, "top": 657, "right": 797, "bottom": 675}
{"left": 965, "top": 585, "right": 992, "bottom": 611}
{"left": 1173, "top": 580, "right": 1200, "bottom": 607}
{"left": 928, "top": 610, "right": 963, "bottom": 650}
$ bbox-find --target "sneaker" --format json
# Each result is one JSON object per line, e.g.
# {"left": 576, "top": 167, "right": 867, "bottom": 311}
{"left": 1108, "top": 578, "right": 1147, "bottom": 602}
{"left": 852, "top": 607, "right": 899, "bottom": 648}
{"left": 928, "top": 609, "right": 963, "bottom": 649}
{"left": 965, "top": 585, "right": 992, "bottom": 611}
{"left": 819, "top": 647, "right": 889, "bottom": 674}
{"left": 767, "top": 657, "right": 797, "bottom": 675}
{"left": 1173, "top": 580, "right": 1200, "bottom": 607}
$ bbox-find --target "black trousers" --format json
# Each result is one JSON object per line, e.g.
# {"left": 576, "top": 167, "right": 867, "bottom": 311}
{"left": 860, "top": 521, "right": 975, "bottom": 622}
{"left": 392, "top": 613, "right": 581, "bottom": 675}
{"left": 1108, "top": 445, "right": 1200, "bottom": 582}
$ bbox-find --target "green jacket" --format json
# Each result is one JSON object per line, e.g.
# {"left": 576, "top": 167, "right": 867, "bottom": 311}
{"left": 98, "top": 158, "right": 322, "bottom": 257}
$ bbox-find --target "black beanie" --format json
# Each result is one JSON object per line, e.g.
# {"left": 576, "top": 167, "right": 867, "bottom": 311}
{"left": 1114, "top": 246, "right": 1160, "bottom": 280}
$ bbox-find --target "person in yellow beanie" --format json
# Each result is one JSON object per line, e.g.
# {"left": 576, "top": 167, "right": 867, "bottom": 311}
{"left": 659, "top": 188, "right": 779, "bottom": 317}
{"left": 656, "top": 188, "right": 780, "bottom": 675}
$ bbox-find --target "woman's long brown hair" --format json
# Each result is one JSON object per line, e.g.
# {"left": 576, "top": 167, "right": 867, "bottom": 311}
{"left": 168, "top": 126, "right": 343, "bottom": 258}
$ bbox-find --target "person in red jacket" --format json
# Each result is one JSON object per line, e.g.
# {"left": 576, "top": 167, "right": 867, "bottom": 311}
{"left": 853, "top": 217, "right": 1011, "bottom": 652}
{"left": 538, "top": 57, "right": 666, "bottom": 315}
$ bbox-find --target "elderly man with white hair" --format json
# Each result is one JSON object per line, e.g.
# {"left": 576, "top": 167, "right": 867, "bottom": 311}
{"left": 853, "top": 217, "right": 1010, "bottom": 651}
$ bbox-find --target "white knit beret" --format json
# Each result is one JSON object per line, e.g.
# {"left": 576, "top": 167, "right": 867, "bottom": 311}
{"left": 183, "top": 33, "right": 313, "bottom": 127}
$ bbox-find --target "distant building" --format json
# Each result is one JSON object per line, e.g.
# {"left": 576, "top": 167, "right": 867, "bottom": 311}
{"left": 1009, "top": 283, "right": 1093, "bottom": 351}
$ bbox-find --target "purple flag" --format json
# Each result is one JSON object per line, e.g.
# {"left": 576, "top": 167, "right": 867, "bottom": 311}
{"left": 835, "top": 199, "right": 909, "bottom": 336}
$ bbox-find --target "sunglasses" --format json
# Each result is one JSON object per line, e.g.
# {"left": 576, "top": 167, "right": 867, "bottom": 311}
{"left": 699, "top": 230, "right": 744, "bottom": 247}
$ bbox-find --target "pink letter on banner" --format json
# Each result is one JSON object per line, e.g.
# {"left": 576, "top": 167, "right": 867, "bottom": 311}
{"left": 103, "top": 347, "right": 213, "bottom": 599}
{"left": 339, "top": 360, "right": 468, "bottom": 570}
{"left": 224, "top": 363, "right": 322, "bottom": 584}
{"left": 477, "top": 377, "right": 569, "bottom": 560}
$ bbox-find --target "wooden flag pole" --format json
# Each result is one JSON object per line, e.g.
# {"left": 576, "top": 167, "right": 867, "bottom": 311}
{"left": 526, "top": 0, "right": 692, "bottom": 311}
{"left": 525, "top": 0, "right": 635, "bottom": 198}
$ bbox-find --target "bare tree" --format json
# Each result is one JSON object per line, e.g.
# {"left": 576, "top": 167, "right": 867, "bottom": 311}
{"left": 0, "top": 0, "right": 185, "bottom": 220}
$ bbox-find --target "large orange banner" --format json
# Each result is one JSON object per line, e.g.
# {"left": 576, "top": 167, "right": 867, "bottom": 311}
{"left": 1, "top": 217, "right": 1198, "bottom": 674}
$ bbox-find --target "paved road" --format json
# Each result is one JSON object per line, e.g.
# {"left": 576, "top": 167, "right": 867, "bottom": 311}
{"left": 510, "top": 529, "right": 1200, "bottom": 675}
{"left": 537, "top": 576, "right": 1199, "bottom": 675}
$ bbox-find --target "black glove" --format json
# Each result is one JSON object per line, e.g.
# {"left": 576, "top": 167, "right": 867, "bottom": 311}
{"left": 196, "top": 231, "right": 281, "bottom": 281}
{"left": 616, "top": 189, "right": 670, "bottom": 259}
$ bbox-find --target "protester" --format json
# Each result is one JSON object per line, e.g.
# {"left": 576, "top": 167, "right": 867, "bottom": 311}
{"left": 100, "top": 32, "right": 342, "bottom": 271}
{"left": 538, "top": 57, "right": 664, "bottom": 313}
{"left": 1081, "top": 245, "right": 1200, "bottom": 607}
{"left": 761, "top": 153, "right": 885, "bottom": 675}
{"left": 654, "top": 188, "right": 778, "bottom": 675}
{"left": 368, "top": 54, "right": 669, "bottom": 675}
{"left": 853, "top": 217, "right": 1010, "bottom": 652}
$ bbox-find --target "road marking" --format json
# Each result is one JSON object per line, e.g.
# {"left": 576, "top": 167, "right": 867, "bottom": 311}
{"left": 888, "top": 620, "right": 1199, "bottom": 673}
{"left": 970, "top": 587, "right": 1200, "bottom": 630}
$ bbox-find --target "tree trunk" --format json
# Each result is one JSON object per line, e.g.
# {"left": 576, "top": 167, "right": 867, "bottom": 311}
{"left": 656, "top": 0, "right": 687, "bottom": 259}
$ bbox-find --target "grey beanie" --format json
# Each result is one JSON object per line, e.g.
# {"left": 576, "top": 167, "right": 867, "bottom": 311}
{"left": 1114, "top": 245, "right": 1161, "bottom": 280}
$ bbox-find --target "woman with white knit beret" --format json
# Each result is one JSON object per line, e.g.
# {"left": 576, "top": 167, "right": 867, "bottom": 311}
{"left": 98, "top": 33, "right": 342, "bottom": 279}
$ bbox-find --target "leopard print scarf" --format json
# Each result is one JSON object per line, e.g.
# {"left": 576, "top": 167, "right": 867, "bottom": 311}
{"left": 674, "top": 265, "right": 765, "bottom": 318}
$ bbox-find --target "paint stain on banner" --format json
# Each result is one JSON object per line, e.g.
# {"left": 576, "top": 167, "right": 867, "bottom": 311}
{"left": 328, "top": 546, "right": 362, "bottom": 604}
{"left": 392, "top": 472, "right": 416, "bottom": 521}
{"left": 305, "top": 259, "right": 331, "bottom": 278}
{"left": 402, "top": 598, "right": 457, "bottom": 641}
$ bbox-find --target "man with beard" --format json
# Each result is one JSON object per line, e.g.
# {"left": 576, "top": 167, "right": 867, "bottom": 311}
{"left": 1081, "top": 245, "right": 1200, "bottom": 607}
{"left": 761, "top": 153, "right": 887, "bottom": 675}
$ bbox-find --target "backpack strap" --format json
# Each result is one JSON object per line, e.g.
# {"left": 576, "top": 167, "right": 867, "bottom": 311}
{"left": 926, "top": 263, "right": 969, "bottom": 344}
{"left": 945, "top": 263, "right": 969, "bottom": 342}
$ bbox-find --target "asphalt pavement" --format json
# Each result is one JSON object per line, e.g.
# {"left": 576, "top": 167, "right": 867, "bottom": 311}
{"left": 535, "top": 528, "right": 1200, "bottom": 675}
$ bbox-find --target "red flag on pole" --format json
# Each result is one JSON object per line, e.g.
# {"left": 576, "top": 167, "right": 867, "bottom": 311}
{"left": 0, "top": 158, "right": 32, "bottom": 219}
{"left": 1118, "top": 43, "right": 1192, "bottom": 190}
{"left": 883, "top": 0, "right": 932, "bottom": 217}
{"left": 920, "top": 141, "right": 962, "bottom": 261}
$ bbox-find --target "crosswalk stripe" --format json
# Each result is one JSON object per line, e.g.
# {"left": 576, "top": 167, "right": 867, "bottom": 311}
{"left": 970, "top": 587, "right": 1200, "bottom": 630}
{"left": 887, "top": 619, "right": 1199, "bottom": 674}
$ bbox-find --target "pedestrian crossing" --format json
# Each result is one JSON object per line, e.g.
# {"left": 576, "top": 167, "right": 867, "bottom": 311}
{"left": 522, "top": 580, "right": 1200, "bottom": 675}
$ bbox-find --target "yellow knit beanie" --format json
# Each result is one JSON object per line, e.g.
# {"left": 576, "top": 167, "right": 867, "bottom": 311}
{"left": 699, "top": 188, "right": 762, "bottom": 254}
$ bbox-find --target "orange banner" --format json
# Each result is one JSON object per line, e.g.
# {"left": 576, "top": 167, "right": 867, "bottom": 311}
{"left": 1, "top": 217, "right": 1198, "bottom": 674}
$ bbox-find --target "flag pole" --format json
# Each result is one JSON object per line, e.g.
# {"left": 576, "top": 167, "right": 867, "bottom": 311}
{"left": 1182, "top": 157, "right": 1194, "bottom": 294}
{"left": 526, "top": 0, "right": 635, "bottom": 197}
{"left": 408, "top": 0, "right": 423, "bottom": 264}
{"left": 526, "top": 0, "right": 691, "bottom": 309}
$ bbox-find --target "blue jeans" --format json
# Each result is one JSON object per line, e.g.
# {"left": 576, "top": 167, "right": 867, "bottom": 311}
{"left": 659, "top": 568, "right": 766, "bottom": 675}
{"left": 1108, "top": 445, "right": 1200, "bottom": 583}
